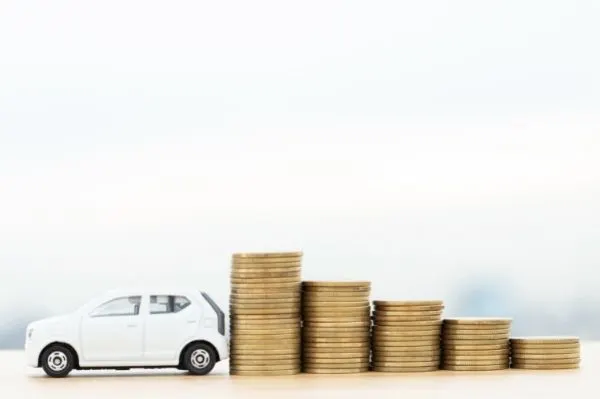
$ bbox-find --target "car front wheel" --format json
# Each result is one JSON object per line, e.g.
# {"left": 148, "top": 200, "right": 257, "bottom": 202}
{"left": 41, "top": 345, "right": 75, "bottom": 378}
{"left": 183, "top": 343, "right": 216, "bottom": 375}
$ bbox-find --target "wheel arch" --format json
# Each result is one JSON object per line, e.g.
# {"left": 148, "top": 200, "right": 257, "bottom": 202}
{"left": 178, "top": 340, "right": 220, "bottom": 367}
{"left": 38, "top": 342, "right": 80, "bottom": 368}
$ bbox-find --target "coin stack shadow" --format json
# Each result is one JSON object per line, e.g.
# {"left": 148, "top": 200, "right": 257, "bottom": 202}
{"left": 301, "top": 281, "right": 371, "bottom": 374}
{"left": 229, "top": 251, "right": 303, "bottom": 376}
{"left": 441, "top": 317, "right": 512, "bottom": 371}
{"left": 371, "top": 300, "right": 444, "bottom": 372}
{"left": 510, "top": 336, "right": 581, "bottom": 370}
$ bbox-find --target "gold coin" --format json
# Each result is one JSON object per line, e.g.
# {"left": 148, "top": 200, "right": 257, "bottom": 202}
{"left": 230, "top": 320, "right": 300, "bottom": 328}
{"left": 443, "top": 318, "right": 512, "bottom": 326}
{"left": 442, "top": 343, "right": 508, "bottom": 351}
{"left": 303, "top": 304, "right": 370, "bottom": 312}
{"left": 510, "top": 363, "right": 580, "bottom": 370}
{"left": 230, "top": 349, "right": 301, "bottom": 356}
{"left": 443, "top": 359, "right": 509, "bottom": 366}
{"left": 232, "top": 313, "right": 299, "bottom": 320}
{"left": 443, "top": 354, "right": 508, "bottom": 361}
{"left": 302, "top": 351, "right": 370, "bottom": 359}
{"left": 443, "top": 364, "right": 508, "bottom": 371}
{"left": 443, "top": 349, "right": 508, "bottom": 356}
{"left": 302, "top": 300, "right": 370, "bottom": 307}
{"left": 511, "top": 353, "right": 580, "bottom": 360}
{"left": 372, "top": 365, "right": 438, "bottom": 372}
{"left": 232, "top": 251, "right": 303, "bottom": 259}
{"left": 232, "top": 263, "right": 302, "bottom": 271}
{"left": 510, "top": 357, "right": 580, "bottom": 365}
{"left": 231, "top": 269, "right": 300, "bottom": 277}
{"left": 303, "top": 287, "right": 370, "bottom": 293}
{"left": 510, "top": 336, "right": 579, "bottom": 344}
{"left": 302, "top": 328, "right": 370, "bottom": 336}
{"left": 372, "top": 339, "right": 440, "bottom": 347}
{"left": 231, "top": 354, "right": 300, "bottom": 360}
{"left": 375, "top": 320, "right": 442, "bottom": 327}
{"left": 303, "top": 321, "right": 371, "bottom": 328}
{"left": 231, "top": 267, "right": 302, "bottom": 274}
{"left": 374, "top": 310, "right": 443, "bottom": 317}
{"left": 302, "top": 292, "right": 371, "bottom": 300}
{"left": 373, "top": 329, "right": 440, "bottom": 337}
{"left": 231, "top": 341, "right": 300, "bottom": 349}
{"left": 443, "top": 327, "right": 511, "bottom": 335}
{"left": 304, "top": 314, "right": 370, "bottom": 322}
{"left": 374, "top": 315, "right": 441, "bottom": 322}
{"left": 373, "top": 347, "right": 440, "bottom": 354}
{"left": 232, "top": 281, "right": 301, "bottom": 288}
{"left": 375, "top": 305, "right": 444, "bottom": 312}
{"left": 230, "top": 327, "right": 299, "bottom": 334}
{"left": 231, "top": 276, "right": 300, "bottom": 283}
{"left": 230, "top": 369, "right": 300, "bottom": 376}
{"left": 231, "top": 334, "right": 299, "bottom": 342}
{"left": 229, "top": 298, "right": 300, "bottom": 308}
{"left": 303, "top": 281, "right": 370, "bottom": 288}
{"left": 442, "top": 338, "right": 508, "bottom": 346}
{"left": 442, "top": 333, "right": 510, "bottom": 340}
{"left": 230, "top": 308, "right": 299, "bottom": 316}
{"left": 230, "top": 359, "right": 300, "bottom": 366}
{"left": 303, "top": 309, "right": 371, "bottom": 317}
{"left": 302, "top": 367, "right": 369, "bottom": 374}
{"left": 303, "top": 348, "right": 370, "bottom": 356}
{"left": 510, "top": 343, "right": 580, "bottom": 351}
{"left": 230, "top": 365, "right": 300, "bottom": 372}
{"left": 374, "top": 300, "right": 443, "bottom": 307}
{"left": 303, "top": 336, "right": 370, "bottom": 344}
{"left": 373, "top": 354, "right": 440, "bottom": 364}
{"left": 302, "top": 358, "right": 370, "bottom": 365}
{"left": 230, "top": 291, "right": 301, "bottom": 299}
{"left": 511, "top": 348, "right": 580, "bottom": 355}
{"left": 303, "top": 341, "right": 370, "bottom": 348}
{"left": 231, "top": 289, "right": 300, "bottom": 296}
{"left": 373, "top": 360, "right": 439, "bottom": 368}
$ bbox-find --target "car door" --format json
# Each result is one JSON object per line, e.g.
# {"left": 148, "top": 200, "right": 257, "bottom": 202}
{"left": 80, "top": 295, "right": 145, "bottom": 363}
{"left": 143, "top": 293, "right": 201, "bottom": 362}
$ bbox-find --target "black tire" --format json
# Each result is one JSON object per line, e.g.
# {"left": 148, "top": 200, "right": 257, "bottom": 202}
{"left": 183, "top": 342, "right": 216, "bottom": 375}
{"left": 41, "top": 345, "right": 75, "bottom": 378}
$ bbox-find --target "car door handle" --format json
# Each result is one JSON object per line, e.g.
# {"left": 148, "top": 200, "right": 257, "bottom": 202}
{"left": 127, "top": 323, "right": 138, "bottom": 327}
{"left": 187, "top": 320, "right": 197, "bottom": 324}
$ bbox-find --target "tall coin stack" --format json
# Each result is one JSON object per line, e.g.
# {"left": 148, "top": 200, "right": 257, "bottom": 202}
{"left": 302, "top": 281, "right": 371, "bottom": 374}
{"left": 371, "top": 300, "right": 444, "bottom": 372}
{"left": 510, "top": 336, "right": 581, "bottom": 370}
{"left": 229, "top": 251, "right": 303, "bottom": 376}
{"left": 441, "top": 317, "right": 512, "bottom": 371}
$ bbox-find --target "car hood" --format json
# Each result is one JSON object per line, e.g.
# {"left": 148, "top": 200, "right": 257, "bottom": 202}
{"left": 28, "top": 314, "right": 71, "bottom": 330}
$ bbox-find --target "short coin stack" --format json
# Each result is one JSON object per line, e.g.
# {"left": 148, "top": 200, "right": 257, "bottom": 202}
{"left": 229, "top": 251, "right": 303, "bottom": 376}
{"left": 302, "top": 281, "right": 371, "bottom": 374}
{"left": 371, "top": 300, "right": 444, "bottom": 372}
{"left": 510, "top": 336, "right": 581, "bottom": 370}
{"left": 441, "top": 317, "right": 512, "bottom": 371}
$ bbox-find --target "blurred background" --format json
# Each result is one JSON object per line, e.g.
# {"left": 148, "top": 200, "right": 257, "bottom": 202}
{"left": 1, "top": 1, "right": 599, "bottom": 349}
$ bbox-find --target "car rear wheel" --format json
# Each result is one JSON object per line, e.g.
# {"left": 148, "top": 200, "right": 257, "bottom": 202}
{"left": 41, "top": 345, "right": 75, "bottom": 378}
{"left": 183, "top": 343, "right": 216, "bottom": 375}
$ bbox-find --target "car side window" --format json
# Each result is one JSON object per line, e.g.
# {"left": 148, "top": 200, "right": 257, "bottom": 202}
{"left": 150, "top": 295, "right": 191, "bottom": 314}
{"left": 89, "top": 296, "right": 141, "bottom": 317}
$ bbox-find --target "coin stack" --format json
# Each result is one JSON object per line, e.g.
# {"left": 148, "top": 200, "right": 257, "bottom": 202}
{"left": 441, "top": 317, "right": 512, "bottom": 371}
{"left": 510, "top": 336, "right": 581, "bottom": 370}
{"left": 229, "top": 251, "right": 303, "bottom": 376}
{"left": 302, "top": 281, "right": 371, "bottom": 374}
{"left": 371, "top": 300, "right": 443, "bottom": 372}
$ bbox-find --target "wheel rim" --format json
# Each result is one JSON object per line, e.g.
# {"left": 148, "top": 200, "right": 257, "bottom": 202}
{"left": 190, "top": 349, "right": 210, "bottom": 369}
{"left": 47, "top": 351, "right": 68, "bottom": 372}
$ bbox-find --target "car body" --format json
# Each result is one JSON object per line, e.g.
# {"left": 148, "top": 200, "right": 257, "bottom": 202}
{"left": 25, "top": 287, "right": 228, "bottom": 377}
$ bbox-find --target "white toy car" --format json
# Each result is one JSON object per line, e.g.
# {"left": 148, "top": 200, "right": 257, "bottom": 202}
{"left": 25, "top": 287, "right": 228, "bottom": 377}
